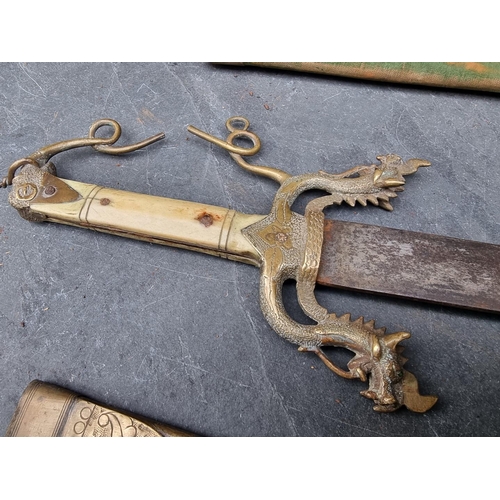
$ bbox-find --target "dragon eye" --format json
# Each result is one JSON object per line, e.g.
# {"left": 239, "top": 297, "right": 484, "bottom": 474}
{"left": 372, "top": 337, "right": 381, "bottom": 359}
{"left": 388, "top": 364, "right": 403, "bottom": 382}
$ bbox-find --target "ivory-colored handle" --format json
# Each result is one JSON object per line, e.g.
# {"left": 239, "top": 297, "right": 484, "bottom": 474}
{"left": 11, "top": 169, "right": 264, "bottom": 266}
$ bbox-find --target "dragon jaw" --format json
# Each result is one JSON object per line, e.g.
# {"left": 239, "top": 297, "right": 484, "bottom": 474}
{"left": 343, "top": 331, "right": 437, "bottom": 413}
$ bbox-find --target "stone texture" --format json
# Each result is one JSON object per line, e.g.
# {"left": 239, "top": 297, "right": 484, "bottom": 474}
{"left": 0, "top": 62, "right": 498, "bottom": 436}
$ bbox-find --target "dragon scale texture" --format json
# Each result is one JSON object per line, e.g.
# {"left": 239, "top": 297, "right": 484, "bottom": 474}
{"left": 242, "top": 155, "right": 436, "bottom": 412}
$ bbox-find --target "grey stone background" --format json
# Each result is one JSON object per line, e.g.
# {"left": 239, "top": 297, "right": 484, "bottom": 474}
{"left": 0, "top": 62, "right": 498, "bottom": 436}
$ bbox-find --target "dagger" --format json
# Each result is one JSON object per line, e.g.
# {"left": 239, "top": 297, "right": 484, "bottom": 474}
{"left": 2, "top": 117, "right": 498, "bottom": 413}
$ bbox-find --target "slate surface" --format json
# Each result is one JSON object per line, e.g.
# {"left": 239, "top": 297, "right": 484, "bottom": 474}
{"left": 0, "top": 62, "right": 498, "bottom": 436}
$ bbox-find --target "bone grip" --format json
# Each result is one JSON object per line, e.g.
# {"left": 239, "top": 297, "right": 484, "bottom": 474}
{"left": 10, "top": 169, "right": 264, "bottom": 266}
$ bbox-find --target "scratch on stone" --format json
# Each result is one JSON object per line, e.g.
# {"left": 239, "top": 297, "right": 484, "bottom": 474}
{"left": 68, "top": 241, "right": 108, "bottom": 257}
{"left": 465, "top": 139, "right": 490, "bottom": 160}
{"left": 231, "top": 265, "right": 299, "bottom": 434}
{"left": 458, "top": 418, "right": 473, "bottom": 436}
{"left": 423, "top": 414, "right": 439, "bottom": 436}
{"left": 62, "top": 241, "right": 246, "bottom": 290}
{"left": 137, "top": 83, "right": 157, "bottom": 94}
{"left": 17, "top": 63, "right": 46, "bottom": 97}
{"left": 161, "top": 64, "right": 230, "bottom": 205}
{"left": 133, "top": 355, "right": 149, "bottom": 382}
{"left": 395, "top": 107, "right": 413, "bottom": 157}
{"left": 0, "top": 312, "right": 19, "bottom": 330}
{"left": 430, "top": 319, "right": 485, "bottom": 352}
{"left": 323, "top": 92, "right": 343, "bottom": 102}
{"left": 17, "top": 84, "right": 39, "bottom": 99}
{"left": 102, "top": 70, "right": 115, "bottom": 112}
{"left": 177, "top": 334, "right": 208, "bottom": 403}
{"left": 294, "top": 402, "right": 389, "bottom": 436}
{"left": 158, "top": 351, "right": 252, "bottom": 390}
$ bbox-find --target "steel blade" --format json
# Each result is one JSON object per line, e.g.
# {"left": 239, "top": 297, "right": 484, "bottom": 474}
{"left": 318, "top": 219, "right": 500, "bottom": 313}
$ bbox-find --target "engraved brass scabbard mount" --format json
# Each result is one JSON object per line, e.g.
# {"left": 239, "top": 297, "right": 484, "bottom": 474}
{"left": 189, "top": 117, "right": 437, "bottom": 413}
{"left": 6, "top": 380, "right": 194, "bottom": 437}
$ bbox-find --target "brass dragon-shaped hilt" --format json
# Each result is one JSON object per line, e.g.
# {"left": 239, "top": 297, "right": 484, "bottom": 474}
{"left": 188, "top": 116, "right": 437, "bottom": 413}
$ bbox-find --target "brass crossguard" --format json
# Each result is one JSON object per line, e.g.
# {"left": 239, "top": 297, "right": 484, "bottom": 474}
{"left": 3, "top": 117, "right": 437, "bottom": 413}
{"left": 188, "top": 117, "right": 437, "bottom": 413}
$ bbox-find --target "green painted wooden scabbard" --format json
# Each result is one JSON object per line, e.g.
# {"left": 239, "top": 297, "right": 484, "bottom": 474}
{"left": 218, "top": 62, "right": 500, "bottom": 93}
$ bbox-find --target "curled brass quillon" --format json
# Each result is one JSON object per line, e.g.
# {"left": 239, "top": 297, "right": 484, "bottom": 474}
{"left": 1, "top": 119, "right": 165, "bottom": 188}
{"left": 188, "top": 116, "right": 261, "bottom": 156}
{"left": 188, "top": 116, "right": 289, "bottom": 184}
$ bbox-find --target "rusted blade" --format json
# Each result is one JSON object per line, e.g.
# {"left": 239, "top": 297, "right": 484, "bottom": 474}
{"left": 318, "top": 219, "right": 500, "bottom": 313}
